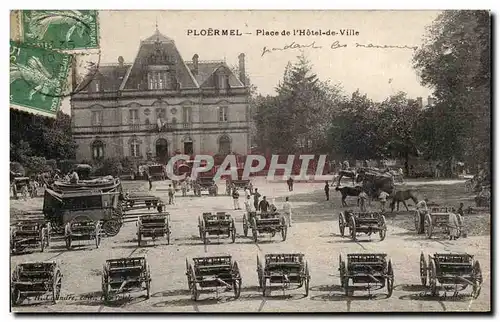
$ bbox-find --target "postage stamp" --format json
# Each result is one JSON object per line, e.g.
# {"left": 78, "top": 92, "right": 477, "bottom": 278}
{"left": 10, "top": 41, "right": 71, "bottom": 117}
{"left": 19, "top": 10, "right": 99, "bottom": 51}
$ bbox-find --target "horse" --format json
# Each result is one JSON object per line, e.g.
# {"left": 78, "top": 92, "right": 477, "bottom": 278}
{"left": 335, "top": 186, "right": 362, "bottom": 207}
{"left": 336, "top": 169, "right": 357, "bottom": 186}
{"left": 390, "top": 189, "right": 418, "bottom": 212}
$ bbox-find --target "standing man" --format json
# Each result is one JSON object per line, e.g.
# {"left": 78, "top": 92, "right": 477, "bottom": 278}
{"left": 378, "top": 190, "right": 389, "bottom": 213}
{"left": 448, "top": 211, "right": 460, "bottom": 240}
{"left": 253, "top": 188, "right": 261, "bottom": 211}
{"left": 244, "top": 194, "right": 255, "bottom": 214}
{"left": 232, "top": 188, "right": 241, "bottom": 210}
{"left": 324, "top": 181, "right": 330, "bottom": 201}
{"left": 457, "top": 202, "right": 465, "bottom": 217}
{"left": 287, "top": 177, "right": 294, "bottom": 191}
{"left": 168, "top": 184, "right": 175, "bottom": 205}
{"left": 181, "top": 180, "right": 187, "bottom": 197}
{"left": 282, "top": 196, "right": 292, "bottom": 227}
{"left": 259, "top": 196, "right": 270, "bottom": 213}
{"left": 245, "top": 186, "right": 251, "bottom": 199}
{"left": 358, "top": 189, "right": 368, "bottom": 212}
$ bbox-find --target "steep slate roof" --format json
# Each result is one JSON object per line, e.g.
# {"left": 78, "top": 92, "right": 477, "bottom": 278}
{"left": 185, "top": 61, "right": 245, "bottom": 88}
{"left": 75, "top": 63, "right": 131, "bottom": 93}
{"left": 120, "top": 29, "right": 199, "bottom": 90}
{"left": 74, "top": 29, "right": 244, "bottom": 93}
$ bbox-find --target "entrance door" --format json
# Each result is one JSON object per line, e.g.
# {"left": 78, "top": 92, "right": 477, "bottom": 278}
{"left": 155, "top": 138, "right": 169, "bottom": 163}
{"left": 184, "top": 141, "right": 193, "bottom": 155}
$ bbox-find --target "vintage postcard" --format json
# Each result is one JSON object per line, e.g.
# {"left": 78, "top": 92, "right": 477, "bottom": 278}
{"left": 9, "top": 10, "right": 491, "bottom": 313}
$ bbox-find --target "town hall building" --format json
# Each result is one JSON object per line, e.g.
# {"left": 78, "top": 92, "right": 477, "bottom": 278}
{"left": 70, "top": 28, "right": 251, "bottom": 164}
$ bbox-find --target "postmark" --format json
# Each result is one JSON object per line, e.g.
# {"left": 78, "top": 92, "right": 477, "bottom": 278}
{"left": 19, "top": 10, "right": 99, "bottom": 51}
{"left": 10, "top": 41, "right": 71, "bottom": 117}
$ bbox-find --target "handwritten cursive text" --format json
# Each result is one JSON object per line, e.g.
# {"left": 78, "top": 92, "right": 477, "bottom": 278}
{"left": 261, "top": 41, "right": 323, "bottom": 57}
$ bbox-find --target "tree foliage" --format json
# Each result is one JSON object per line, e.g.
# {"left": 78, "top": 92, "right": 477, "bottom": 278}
{"left": 413, "top": 10, "right": 490, "bottom": 173}
{"left": 10, "top": 110, "right": 77, "bottom": 166}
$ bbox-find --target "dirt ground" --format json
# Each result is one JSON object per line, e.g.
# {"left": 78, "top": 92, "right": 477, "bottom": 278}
{"left": 10, "top": 178, "right": 491, "bottom": 312}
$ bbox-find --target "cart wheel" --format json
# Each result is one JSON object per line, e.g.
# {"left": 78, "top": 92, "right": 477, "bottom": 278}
{"left": 379, "top": 215, "right": 387, "bottom": 241}
{"left": 232, "top": 261, "right": 241, "bottom": 299}
{"left": 231, "top": 228, "right": 236, "bottom": 243}
{"left": 137, "top": 232, "right": 142, "bottom": 247}
{"left": 424, "top": 214, "right": 433, "bottom": 239}
{"left": 429, "top": 259, "right": 438, "bottom": 296}
{"left": 191, "top": 281, "right": 199, "bottom": 301}
{"left": 203, "top": 231, "right": 208, "bottom": 245}
{"left": 166, "top": 230, "right": 171, "bottom": 245}
{"left": 243, "top": 215, "right": 248, "bottom": 237}
{"left": 11, "top": 288, "right": 21, "bottom": 306}
{"left": 186, "top": 263, "right": 193, "bottom": 291}
{"left": 387, "top": 260, "right": 394, "bottom": 298}
{"left": 472, "top": 260, "right": 483, "bottom": 299}
{"left": 339, "top": 254, "right": 346, "bottom": 288}
{"left": 198, "top": 217, "right": 203, "bottom": 239}
{"left": 145, "top": 266, "right": 151, "bottom": 299}
{"left": 40, "top": 230, "right": 46, "bottom": 252}
{"left": 344, "top": 277, "right": 351, "bottom": 296}
{"left": 262, "top": 278, "right": 267, "bottom": 297}
{"left": 304, "top": 262, "right": 310, "bottom": 297}
{"left": 251, "top": 217, "right": 258, "bottom": 243}
{"left": 102, "top": 219, "right": 122, "bottom": 237}
{"left": 414, "top": 211, "right": 421, "bottom": 233}
{"left": 46, "top": 223, "right": 51, "bottom": 247}
{"left": 257, "top": 255, "right": 263, "bottom": 288}
{"left": 281, "top": 223, "right": 288, "bottom": 241}
{"left": 419, "top": 253, "right": 427, "bottom": 286}
{"left": 95, "top": 224, "right": 101, "bottom": 249}
{"left": 65, "top": 235, "right": 72, "bottom": 250}
{"left": 339, "top": 212, "right": 346, "bottom": 237}
{"left": 52, "top": 269, "right": 62, "bottom": 304}
{"left": 349, "top": 216, "right": 357, "bottom": 241}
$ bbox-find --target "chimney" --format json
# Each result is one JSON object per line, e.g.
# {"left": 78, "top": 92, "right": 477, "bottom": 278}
{"left": 192, "top": 54, "right": 199, "bottom": 75}
{"left": 238, "top": 53, "right": 246, "bottom": 85}
{"left": 427, "top": 96, "right": 435, "bottom": 107}
{"left": 118, "top": 56, "right": 124, "bottom": 68}
{"left": 416, "top": 97, "right": 423, "bottom": 109}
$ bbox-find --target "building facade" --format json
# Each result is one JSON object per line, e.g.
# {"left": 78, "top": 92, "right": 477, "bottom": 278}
{"left": 71, "top": 29, "right": 251, "bottom": 164}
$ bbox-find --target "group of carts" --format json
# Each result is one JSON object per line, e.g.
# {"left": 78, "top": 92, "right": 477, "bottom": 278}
{"left": 11, "top": 250, "right": 482, "bottom": 305}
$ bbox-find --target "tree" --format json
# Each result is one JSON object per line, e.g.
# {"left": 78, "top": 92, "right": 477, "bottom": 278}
{"left": 413, "top": 10, "right": 490, "bottom": 174}
{"left": 10, "top": 110, "right": 77, "bottom": 164}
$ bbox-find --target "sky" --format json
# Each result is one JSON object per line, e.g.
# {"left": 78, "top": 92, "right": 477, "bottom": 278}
{"left": 61, "top": 10, "right": 440, "bottom": 113}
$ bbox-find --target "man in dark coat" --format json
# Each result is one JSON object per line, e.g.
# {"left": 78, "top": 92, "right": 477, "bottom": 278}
{"left": 324, "top": 181, "right": 330, "bottom": 201}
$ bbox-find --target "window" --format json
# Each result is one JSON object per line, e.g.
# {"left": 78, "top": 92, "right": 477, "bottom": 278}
{"left": 148, "top": 71, "right": 168, "bottom": 90}
{"left": 218, "top": 74, "right": 228, "bottom": 89}
{"left": 183, "top": 106, "right": 192, "bottom": 124}
{"left": 130, "top": 139, "right": 141, "bottom": 157}
{"left": 91, "top": 140, "right": 104, "bottom": 160}
{"left": 129, "top": 109, "right": 139, "bottom": 124}
{"left": 91, "top": 110, "right": 102, "bottom": 126}
{"left": 218, "top": 135, "right": 231, "bottom": 155}
{"left": 218, "top": 106, "right": 228, "bottom": 122}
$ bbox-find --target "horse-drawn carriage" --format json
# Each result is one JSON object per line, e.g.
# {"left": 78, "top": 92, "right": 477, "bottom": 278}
{"left": 338, "top": 253, "right": 394, "bottom": 297}
{"left": 243, "top": 212, "right": 287, "bottom": 243}
{"left": 185, "top": 256, "right": 242, "bottom": 301}
{"left": 420, "top": 252, "right": 483, "bottom": 298}
{"left": 338, "top": 211, "right": 387, "bottom": 241}
{"left": 11, "top": 176, "right": 31, "bottom": 199}
{"left": 193, "top": 176, "right": 218, "bottom": 196}
{"left": 121, "top": 193, "right": 163, "bottom": 212}
{"left": 11, "top": 261, "right": 62, "bottom": 306}
{"left": 64, "top": 217, "right": 101, "bottom": 250}
{"left": 225, "top": 168, "right": 253, "bottom": 195}
{"left": 257, "top": 253, "right": 310, "bottom": 297}
{"left": 10, "top": 219, "right": 50, "bottom": 254}
{"left": 101, "top": 257, "right": 152, "bottom": 302}
{"left": 198, "top": 212, "right": 236, "bottom": 244}
{"left": 137, "top": 213, "right": 171, "bottom": 246}
{"left": 43, "top": 187, "right": 123, "bottom": 237}
{"left": 421, "top": 206, "right": 463, "bottom": 239}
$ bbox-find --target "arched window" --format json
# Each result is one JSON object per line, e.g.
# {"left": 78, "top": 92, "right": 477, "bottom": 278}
{"left": 130, "top": 138, "right": 141, "bottom": 158}
{"left": 218, "top": 135, "right": 231, "bottom": 155}
{"left": 91, "top": 140, "right": 105, "bottom": 160}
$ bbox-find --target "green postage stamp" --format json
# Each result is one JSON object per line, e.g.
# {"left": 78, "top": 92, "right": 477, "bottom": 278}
{"left": 20, "top": 10, "right": 99, "bottom": 51}
{"left": 10, "top": 41, "right": 71, "bottom": 117}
